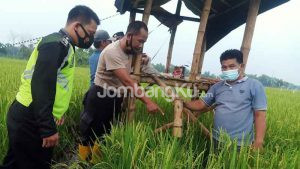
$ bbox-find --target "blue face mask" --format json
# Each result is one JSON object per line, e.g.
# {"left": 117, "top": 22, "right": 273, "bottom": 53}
{"left": 220, "top": 69, "right": 240, "bottom": 81}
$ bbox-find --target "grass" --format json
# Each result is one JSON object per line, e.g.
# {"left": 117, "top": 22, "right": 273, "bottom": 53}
{"left": 0, "top": 57, "right": 299, "bottom": 169}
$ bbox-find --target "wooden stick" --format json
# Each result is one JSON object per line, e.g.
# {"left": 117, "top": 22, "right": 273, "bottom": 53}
{"left": 241, "top": 0, "right": 261, "bottom": 74}
{"left": 190, "top": 0, "right": 212, "bottom": 81}
{"left": 183, "top": 108, "right": 211, "bottom": 139}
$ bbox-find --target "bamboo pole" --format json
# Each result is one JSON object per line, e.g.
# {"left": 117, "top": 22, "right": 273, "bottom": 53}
{"left": 189, "top": 0, "right": 212, "bottom": 81}
{"left": 241, "top": 0, "right": 261, "bottom": 74}
{"left": 142, "top": 0, "right": 153, "bottom": 25}
{"left": 127, "top": 0, "right": 153, "bottom": 122}
{"left": 173, "top": 99, "right": 183, "bottom": 137}
{"left": 197, "top": 37, "right": 207, "bottom": 75}
{"left": 165, "top": 0, "right": 182, "bottom": 73}
{"left": 129, "top": 10, "right": 136, "bottom": 23}
{"left": 165, "top": 28, "right": 176, "bottom": 73}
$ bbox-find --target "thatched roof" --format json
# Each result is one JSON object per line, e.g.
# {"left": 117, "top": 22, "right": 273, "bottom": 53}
{"left": 115, "top": 0, "right": 289, "bottom": 49}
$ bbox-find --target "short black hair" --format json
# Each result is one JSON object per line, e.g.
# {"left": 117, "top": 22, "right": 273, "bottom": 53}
{"left": 126, "top": 21, "right": 148, "bottom": 35}
{"left": 67, "top": 5, "right": 100, "bottom": 25}
{"left": 220, "top": 49, "right": 243, "bottom": 64}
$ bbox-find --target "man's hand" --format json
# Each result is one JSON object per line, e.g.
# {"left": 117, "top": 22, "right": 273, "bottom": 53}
{"left": 251, "top": 140, "right": 263, "bottom": 150}
{"left": 55, "top": 116, "right": 65, "bottom": 126}
{"left": 42, "top": 133, "right": 59, "bottom": 148}
{"left": 145, "top": 100, "right": 160, "bottom": 114}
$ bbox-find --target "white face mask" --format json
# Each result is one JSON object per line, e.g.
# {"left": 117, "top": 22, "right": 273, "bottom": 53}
{"left": 220, "top": 69, "right": 240, "bottom": 81}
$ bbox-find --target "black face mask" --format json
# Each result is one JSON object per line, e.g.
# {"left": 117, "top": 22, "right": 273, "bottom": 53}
{"left": 125, "top": 35, "right": 138, "bottom": 55}
{"left": 75, "top": 24, "right": 94, "bottom": 49}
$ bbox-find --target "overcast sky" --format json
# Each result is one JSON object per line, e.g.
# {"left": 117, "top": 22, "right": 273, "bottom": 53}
{"left": 0, "top": 0, "right": 299, "bottom": 85}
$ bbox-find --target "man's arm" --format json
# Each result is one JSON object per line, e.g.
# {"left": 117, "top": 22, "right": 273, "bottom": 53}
{"left": 141, "top": 53, "right": 160, "bottom": 75}
{"left": 113, "top": 68, "right": 159, "bottom": 113}
{"left": 31, "top": 41, "right": 66, "bottom": 147}
{"left": 251, "top": 80, "right": 267, "bottom": 150}
{"left": 184, "top": 99, "right": 207, "bottom": 112}
{"left": 253, "top": 110, "right": 266, "bottom": 149}
{"left": 184, "top": 84, "right": 216, "bottom": 115}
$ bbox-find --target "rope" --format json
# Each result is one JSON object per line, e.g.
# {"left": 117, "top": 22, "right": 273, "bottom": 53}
{"left": 0, "top": 13, "right": 120, "bottom": 49}
{"left": 148, "top": 23, "right": 163, "bottom": 35}
{"left": 151, "top": 34, "right": 170, "bottom": 61}
{"left": 100, "top": 13, "right": 120, "bottom": 22}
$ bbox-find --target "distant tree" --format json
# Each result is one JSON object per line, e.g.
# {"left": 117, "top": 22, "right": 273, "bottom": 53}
{"left": 17, "top": 45, "right": 33, "bottom": 59}
{"left": 202, "top": 71, "right": 217, "bottom": 78}
{"left": 152, "top": 63, "right": 165, "bottom": 72}
{"left": 0, "top": 43, "right": 7, "bottom": 56}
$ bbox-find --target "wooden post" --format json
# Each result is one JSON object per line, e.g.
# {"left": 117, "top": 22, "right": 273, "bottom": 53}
{"left": 142, "top": 0, "right": 153, "bottom": 25}
{"left": 127, "top": 0, "right": 153, "bottom": 122}
{"left": 241, "top": 0, "right": 261, "bottom": 74}
{"left": 173, "top": 99, "right": 183, "bottom": 137}
{"left": 165, "top": 0, "right": 182, "bottom": 73}
{"left": 189, "top": 0, "right": 212, "bottom": 81}
{"left": 129, "top": 10, "right": 136, "bottom": 23}
{"left": 197, "top": 37, "right": 207, "bottom": 75}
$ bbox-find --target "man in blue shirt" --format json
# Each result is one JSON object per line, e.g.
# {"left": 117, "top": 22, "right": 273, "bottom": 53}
{"left": 185, "top": 49, "right": 267, "bottom": 150}
{"left": 89, "top": 30, "right": 114, "bottom": 86}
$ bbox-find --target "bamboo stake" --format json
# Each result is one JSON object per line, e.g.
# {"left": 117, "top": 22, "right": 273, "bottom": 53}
{"left": 154, "top": 122, "right": 174, "bottom": 133}
{"left": 183, "top": 108, "right": 211, "bottom": 139}
{"left": 127, "top": 96, "right": 136, "bottom": 122}
{"left": 173, "top": 99, "right": 183, "bottom": 137}
{"left": 190, "top": 0, "right": 212, "bottom": 81}
{"left": 151, "top": 75, "right": 183, "bottom": 137}
{"left": 241, "top": 0, "right": 261, "bottom": 74}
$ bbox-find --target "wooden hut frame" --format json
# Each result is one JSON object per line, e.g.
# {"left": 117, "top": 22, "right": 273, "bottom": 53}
{"left": 116, "top": 0, "right": 287, "bottom": 138}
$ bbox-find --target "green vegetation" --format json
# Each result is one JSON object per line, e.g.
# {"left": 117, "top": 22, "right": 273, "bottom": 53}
{"left": 0, "top": 58, "right": 299, "bottom": 169}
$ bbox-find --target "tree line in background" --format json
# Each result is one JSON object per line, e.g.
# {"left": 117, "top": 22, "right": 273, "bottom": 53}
{"left": 151, "top": 63, "right": 300, "bottom": 90}
{"left": 0, "top": 42, "right": 95, "bottom": 66}
{"left": 1, "top": 42, "right": 299, "bottom": 90}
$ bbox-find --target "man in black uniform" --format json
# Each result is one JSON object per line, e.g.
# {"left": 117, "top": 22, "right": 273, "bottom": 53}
{"left": 0, "top": 5, "right": 99, "bottom": 169}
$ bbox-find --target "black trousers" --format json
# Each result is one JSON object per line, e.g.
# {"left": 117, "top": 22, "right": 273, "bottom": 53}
{"left": 79, "top": 85, "right": 123, "bottom": 146}
{"left": 0, "top": 101, "right": 53, "bottom": 169}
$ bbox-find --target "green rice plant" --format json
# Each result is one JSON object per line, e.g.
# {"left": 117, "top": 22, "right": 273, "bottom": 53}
{"left": 0, "top": 58, "right": 299, "bottom": 169}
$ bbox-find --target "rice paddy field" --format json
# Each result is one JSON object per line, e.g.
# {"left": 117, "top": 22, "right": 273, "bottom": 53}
{"left": 0, "top": 58, "right": 299, "bottom": 169}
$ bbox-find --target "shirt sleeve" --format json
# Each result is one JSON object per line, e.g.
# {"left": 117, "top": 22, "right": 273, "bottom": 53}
{"left": 104, "top": 52, "right": 126, "bottom": 71}
{"left": 31, "top": 41, "right": 67, "bottom": 138}
{"left": 141, "top": 59, "right": 160, "bottom": 75}
{"left": 251, "top": 80, "right": 267, "bottom": 111}
{"left": 200, "top": 84, "right": 216, "bottom": 107}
